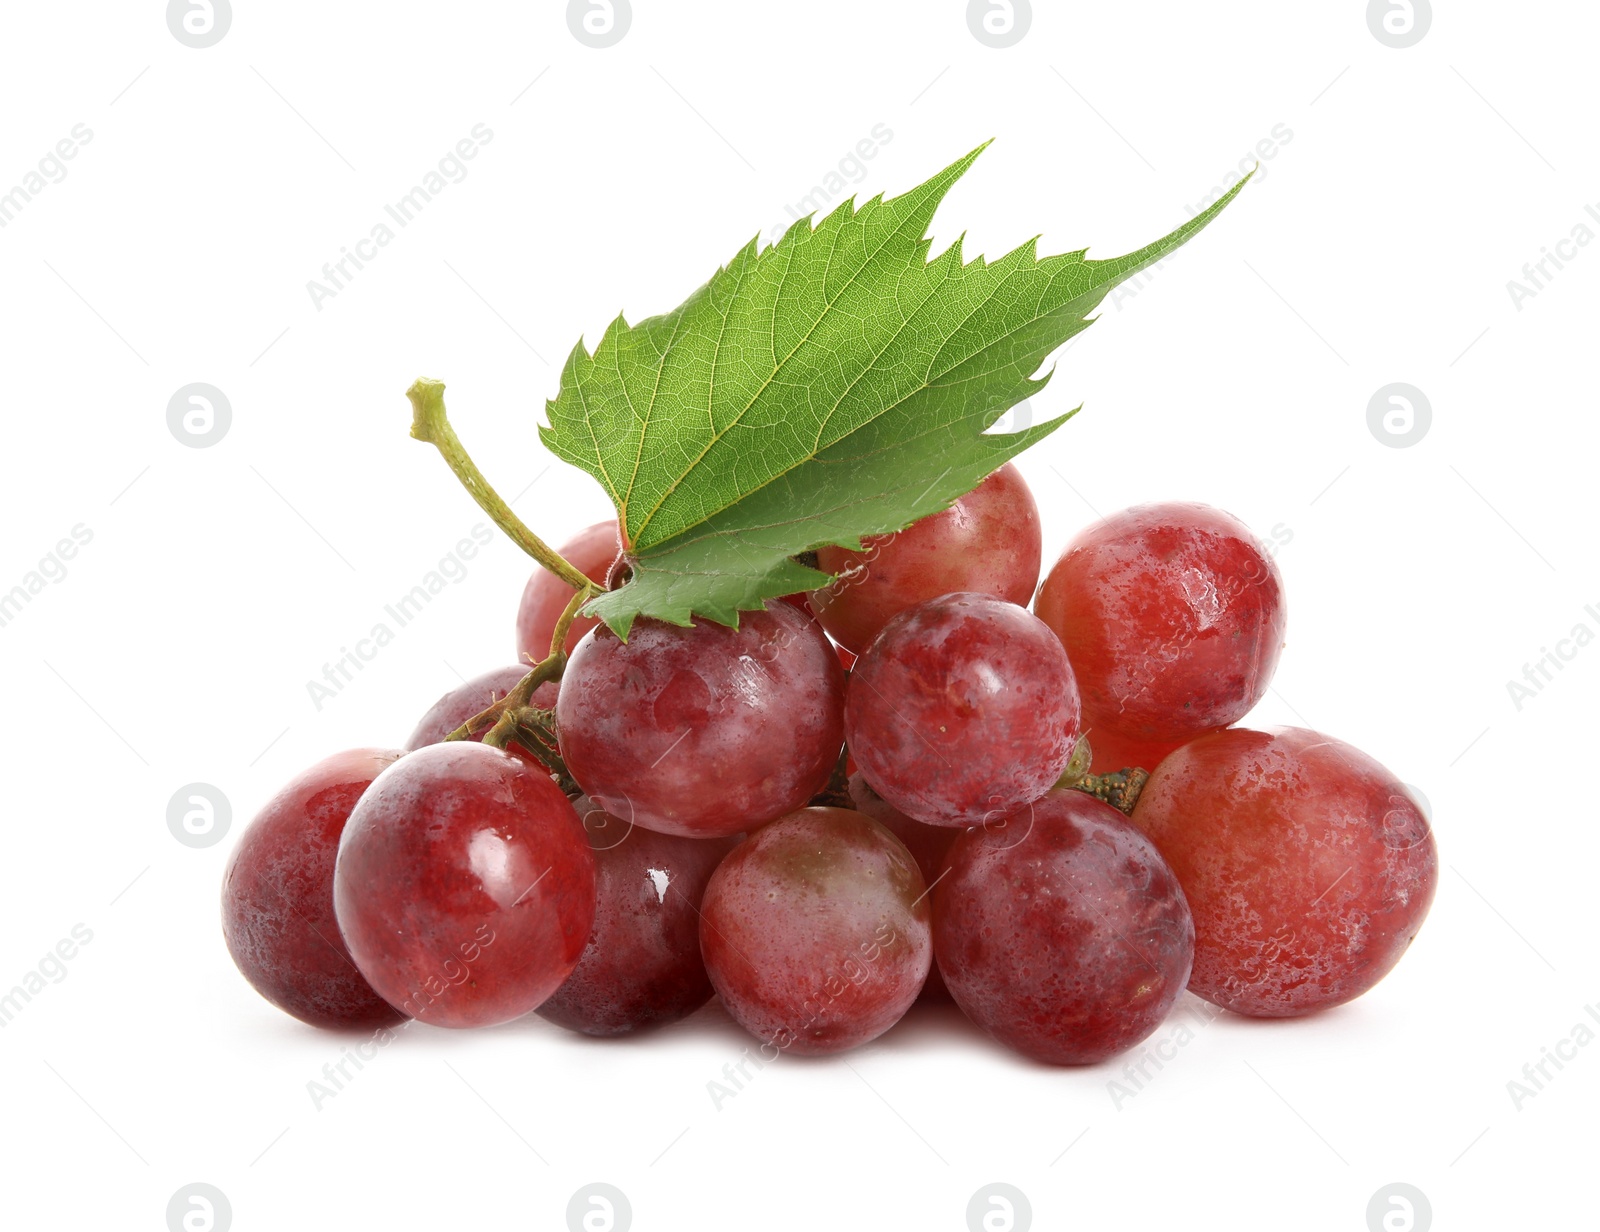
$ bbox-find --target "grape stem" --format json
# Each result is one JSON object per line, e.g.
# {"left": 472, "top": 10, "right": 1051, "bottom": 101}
{"left": 480, "top": 704, "right": 581, "bottom": 796}
{"left": 409, "top": 378, "right": 594, "bottom": 794}
{"left": 1070, "top": 769, "right": 1150, "bottom": 817}
{"left": 444, "top": 585, "right": 592, "bottom": 746}
{"left": 541, "top": 584, "right": 593, "bottom": 662}
{"left": 445, "top": 653, "right": 566, "bottom": 744}
{"left": 1054, "top": 734, "right": 1148, "bottom": 816}
{"left": 444, "top": 587, "right": 592, "bottom": 795}
{"left": 407, "top": 377, "right": 595, "bottom": 592}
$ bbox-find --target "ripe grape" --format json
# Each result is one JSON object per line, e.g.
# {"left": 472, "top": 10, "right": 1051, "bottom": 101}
{"left": 537, "top": 798, "right": 736, "bottom": 1036}
{"left": 557, "top": 601, "right": 846, "bottom": 838}
{"left": 221, "top": 749, "right": 407, "bottom": 1030}
{"left": 333, "top": 742, "right": 595, "bottom": 1028}
{"left": 405, "top": 666, "right": 558, "bottom": 752}
{"left": 845, "top": 593, "right": 1080, "bottom": 827}
{"left": 810, "top": 464, "right": 1041, "bottom": 654}
{"left": 848, "top": 773, "right": 956, "bottom": 999}
{"left": 934, "top": 790, "right": 1194, "bottom": 1065}
{"left": 1079, "top": 725, "right": 1187, "bottom": 776}
{"left": 699, "top": 808, "right": 931, "bottom": 1055}
{"left": 1034, "top": 503, "right": 1286, "bottom": 747}
{"left": 515, "top": 520, "right": 619, "bottom": 663}
{"left": 1131, "top": 727, "right": 1437, "bottom": 1017}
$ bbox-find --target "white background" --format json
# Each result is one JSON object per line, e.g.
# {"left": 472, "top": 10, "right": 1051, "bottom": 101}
{"left": 0, "top": 2, "right": 1593, "bottom": 1230}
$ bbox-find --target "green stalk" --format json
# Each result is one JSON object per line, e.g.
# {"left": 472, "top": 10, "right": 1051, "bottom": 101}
{"left": 407, "top": 377, "right": 594, "bottom": 591}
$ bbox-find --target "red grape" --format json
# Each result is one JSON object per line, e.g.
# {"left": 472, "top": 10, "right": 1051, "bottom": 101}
{"left": 405, "top": 666, "right": 558, "bottom": 752}
{"left": 557, "top": 601, "right": 846, "bottom": 838}
{"left": 810, "top": 464, "right": 1041, "bottom": 654}
{"left": 848, "top": 773, "right": 956, "bottom": 999}
{"left": 1034, "top": 503, "right": 1286, "bottom": 747}
{"left": 222, "top": 749, "right": 408, "bottom": 1029}
{"left": 537, "top": 798, "right": 735, "bottom": 1036}
{"left": 1079, "top": 724, "right": 1187, "bottom": 776}
{"left": 934, "top": 790, "right": 1194, "bottom": 1064}
{"left": 700, "top": 808, "right": 931, "bottom": 1055}
{"left": 515, "top": 520, "right": 619, "bottom": 663}
{"left": 333, "top": 742, "right": 595, "bottom": 1028}
{"left": 1131, "top": 727, "right": 1437, "bottom": 1017}
{"left": 845, "top": 593, "right": 1080, "bottom": 827}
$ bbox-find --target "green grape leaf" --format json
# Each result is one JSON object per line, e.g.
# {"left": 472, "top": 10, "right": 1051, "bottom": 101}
{"left": 540, "top": 142, "right": 1249, "bottom": 637}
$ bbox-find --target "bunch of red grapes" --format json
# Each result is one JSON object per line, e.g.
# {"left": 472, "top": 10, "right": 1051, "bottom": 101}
{"left": 223, "top": 466, "right": 1438, "bottom": 1064}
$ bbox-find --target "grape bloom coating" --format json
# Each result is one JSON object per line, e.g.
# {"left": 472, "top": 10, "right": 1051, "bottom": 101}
{"left": 1132, "top": 727, "right": 1438, "bottom": 1017}
{"left": 845, "top": 592, "right": 1081, "bottom": 827}
{"left": 699, "top": 808, "right": 932, "bottom": 1055}
{"left": 221, "top": 748, "right": 408, "bottom": 1030}
{"left": 809, "top": 463, "right": 1042, "bottom": 654}
{"left": 848, "top": 773, "right": 958, "bottom": 1000}
{"left": 333, "top": 742, "right": 596, "bottom": 1028}
{"left": 1035, "top": 502, "right": 1286, "bottom": 751}
{"left": 557, "top": 600, "right": 847, "bottom": 838}
{"left": 933, "top": 790, "right": 1195, "bottom": 1064}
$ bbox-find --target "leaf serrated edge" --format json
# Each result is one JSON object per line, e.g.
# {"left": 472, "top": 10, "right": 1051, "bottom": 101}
{"left": 562, "top": 155, "right": 1255, "bottom": 638}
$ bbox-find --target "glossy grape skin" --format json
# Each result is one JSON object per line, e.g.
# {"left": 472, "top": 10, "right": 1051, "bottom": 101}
{"left": 1034, "top": 503, "right": 1286, "bottom": 747}
{"left": 845, "top": 593, "right": 1080, "bottom": 827}
{"left": 810, "top": 464, "right": 1042, "bottom": 654}
{"left": 537, "top": 798, "right": 736, "bottom": 1036}
{"left": 1131, "top": 727, "right": 1437, "bottom": 1018}
{"left": 333, "top": 742, "right": 595, "bottom": 1028}
{"left": 934, "top": 790, "right": 1194, "bottom": 1065}
{"left": 557, "top": 601, "right": 846, "bottom": 838}
{"left": 1081, "top": 725, "right": 1187, "bottom": 776}
{"left": 405, "top": 666, "right": 558, "bottom": 752}
{"left": 848, "top": 774, "right": 957, "bottom": 999}
{"left": 515, "top": 520, "right": 619, "bottom": 663}
{"left": 700, "top": 808, "right": 931, "bottom": 1055}
{"left": 222, "top": 749, "right": 408, "bottom": 1029}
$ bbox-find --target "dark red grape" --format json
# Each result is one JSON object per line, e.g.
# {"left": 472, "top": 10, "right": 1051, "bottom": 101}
{"left": 515, "top": 520, "right": 619, "bottom": 663}
{"left": 333, "top": 742, "right": 595, "bottom": 1028}
{"left": 537, "top": 798, "right": 735, "bottom": 1036}
{"left": 700, "top": 808, "right": 931, "bottom": 1055}
{"left": 845, "top": 593, "right": 1080, "bottom": 827}
{"left": 810, "top": 464, "right": 1041, "bottom": 654}
{"left": 934, "top": 790, "right": 1194, "bottom": 1064}
{"left": 557, "top": 601, "right": 846, "bottom": 838}
{"left": 1034, "top": 502, "right": 1285, "bottom": 748}
{"left": 848, "top": 773, "right": 956, "bottom": 999}
{"left": 405, "top": 666, "right": 558, "bottom": 752}
{"left": 779, "top": 592, "right": 815, "bottom": 617}
{"left": 222, "top": 749, "right": 407, "bottom": 1029}
{"left": 1131, "top": 727, "right": 1438, "bottom": 1017}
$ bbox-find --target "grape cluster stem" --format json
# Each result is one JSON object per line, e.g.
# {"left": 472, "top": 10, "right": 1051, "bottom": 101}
{"left": 1070, "top": 769, "right": 1150, "bottom": 817}
{"left": 408, "top": 379, "right": 600, "bottom": 793}
{"left": 407, "top": 377, "right": 595, "bottom": 591}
